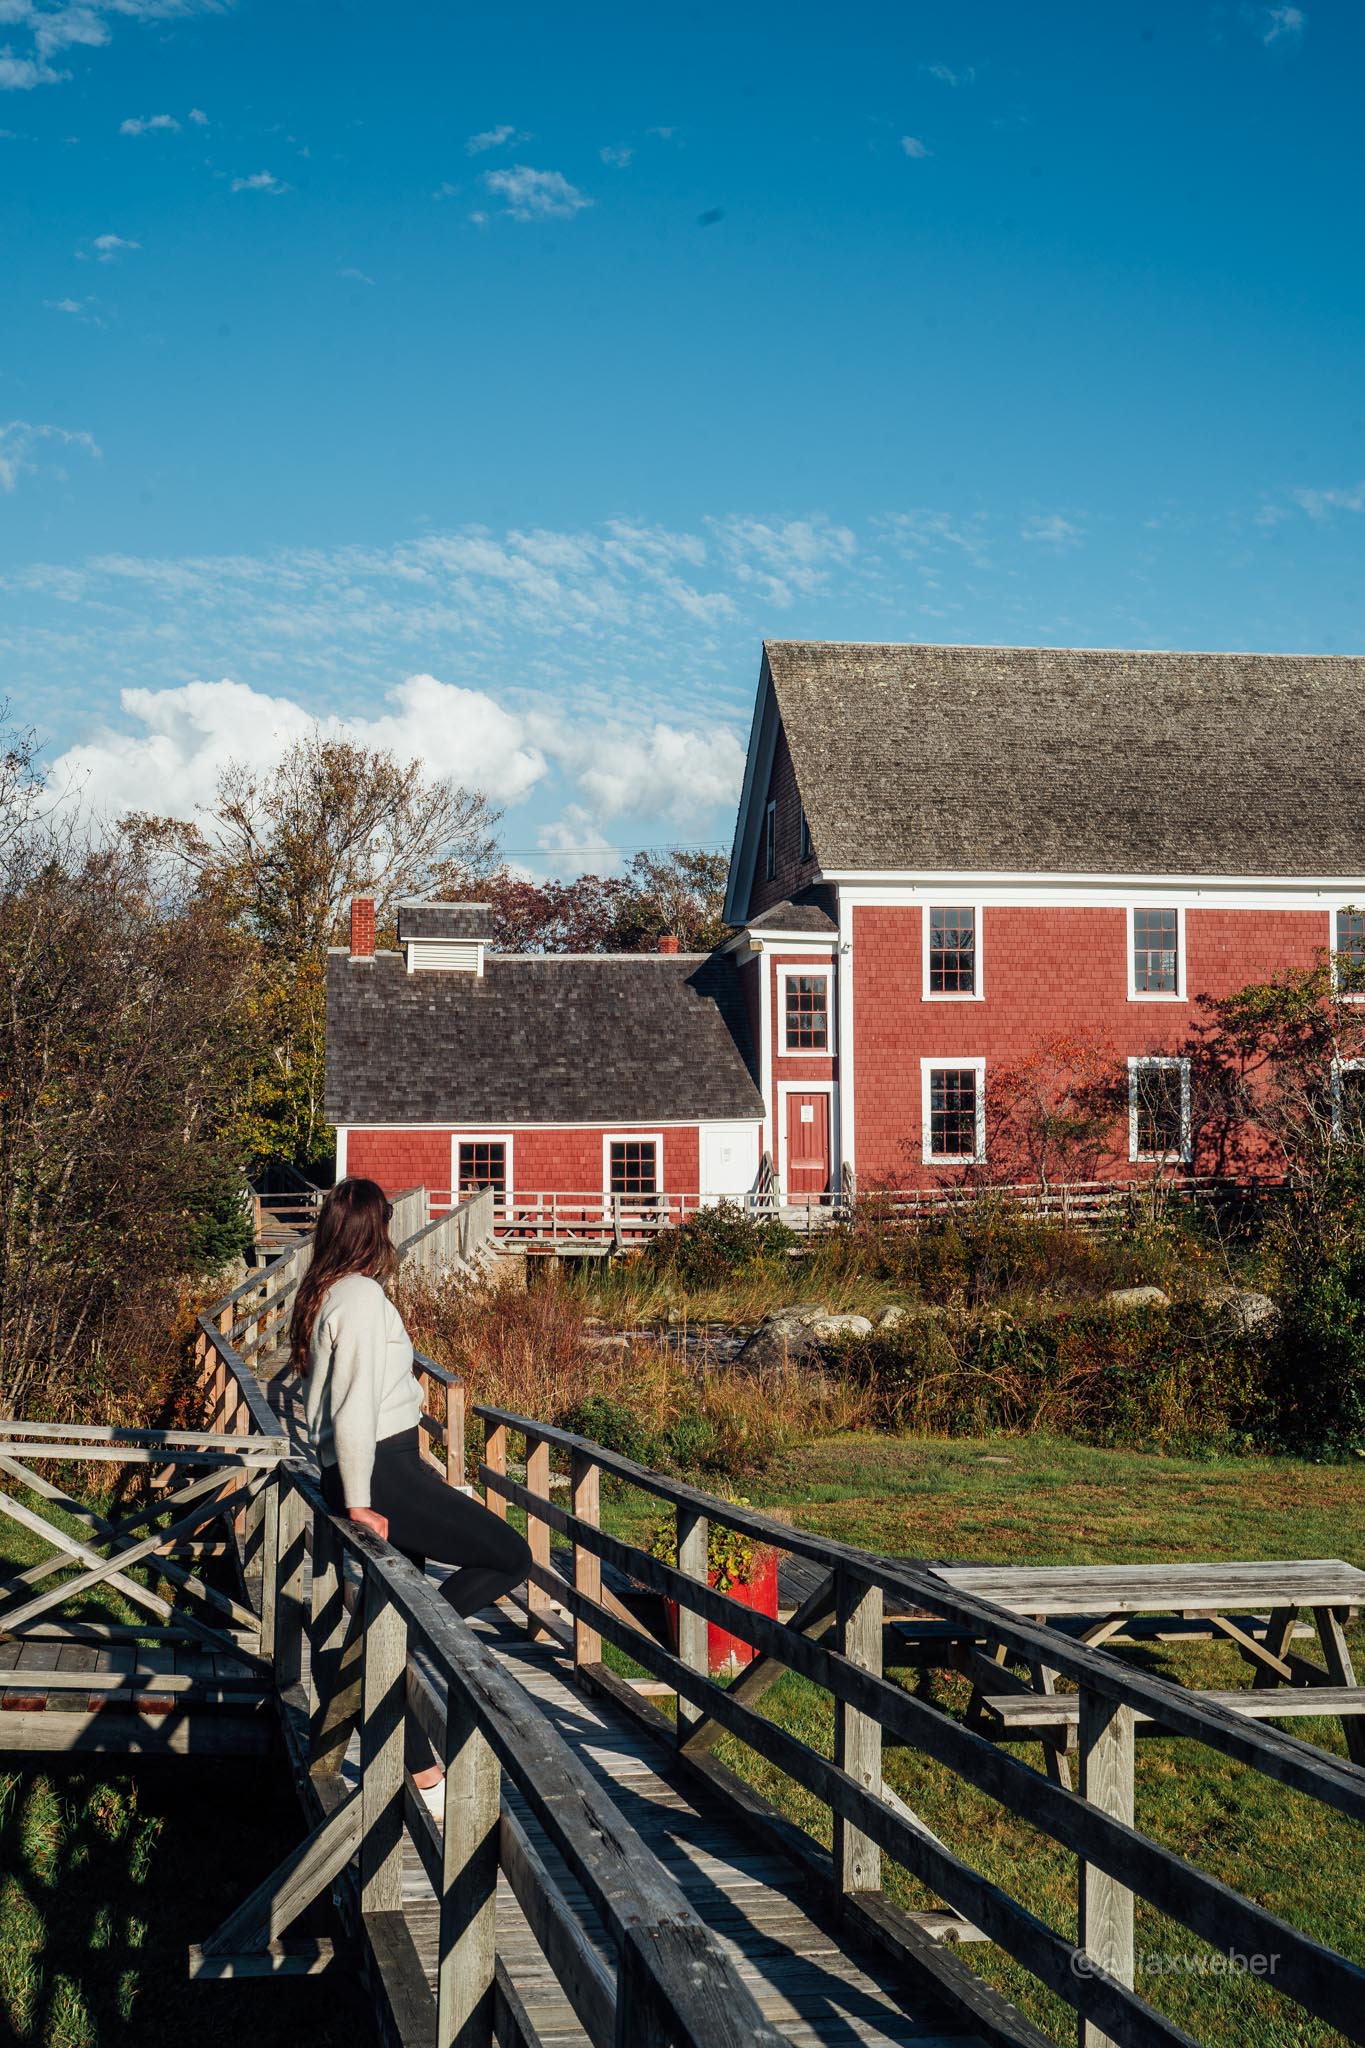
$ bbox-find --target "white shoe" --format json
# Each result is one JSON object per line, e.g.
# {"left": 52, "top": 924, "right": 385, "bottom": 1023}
{"left": 418, "top": 1777, "right": 445, "bottom": 1824}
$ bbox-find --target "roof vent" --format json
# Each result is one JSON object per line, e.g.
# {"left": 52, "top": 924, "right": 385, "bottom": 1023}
{"left": 396, "top": 900, "right": 491, "bottom": 975}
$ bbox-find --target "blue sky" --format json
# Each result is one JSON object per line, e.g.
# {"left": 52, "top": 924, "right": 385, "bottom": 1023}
{"left": 2, "top": 0, "right": 1362, "bottom": 868}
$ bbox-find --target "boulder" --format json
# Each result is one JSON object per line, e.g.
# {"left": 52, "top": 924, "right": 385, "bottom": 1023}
{"left": 1103, "top": 1285, "right": 1171, "bottom": 1312}
{"left": 875, "top": 1303, "right": 943, "bottom": 1331}
{"left": 736, "top": 1305, "right": 870, "bottom": 1369}
{"left": 1206, "top": 1286, "right": 1281, "bottom": 1338}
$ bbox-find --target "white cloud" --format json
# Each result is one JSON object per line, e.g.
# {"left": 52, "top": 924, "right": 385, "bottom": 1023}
{"left": 46, "top": 671, "right": 743, "bottom": 841}
{"left": 710, "top": 516, "right": 857, "bottom": 605}
{"left": 924, "top": 61, "right": 974, "bottom": 85}
{"left": 465, "top": 122, "right": 526, "bottom": 155}
{"left": 44, "top": 292, "right": 102, "bottom": 324}
{"left": 0, "top": 417, "right": 100, "bottom": 492}
{"left": 338, "top": 265, "right": 374, "bottom": 285}
{"left": 120, "top": 110, "right": 178, "bottom": 134}
{"left": 188, "top": 105, "right": 206, "bottom": 124}
{"left": 900, "top": 135, "right": 931, "bottom": 159}
{"left": 231, "top": 169, "right": 287, "bottom": 194}
{"left": 483, "top": 164, "right": 591, "bottom": 222}
{"left": 79, "top": 230, "right": 139, "bottom": 261}
{"left": 1260, "top": 5, "right": 1305, "bottom": 44}
{"left": 600, "top": 144, "right": 633, "bottom": 169}
{"left": 0, "top": 49, "right": 66, "bottom": 88}
{"left": 1020, "top": 512, "right": 1084, "bottom": 548}
{"left": 1291, "top": 482, "right": 1365, "bottom": 518}
{"left": 882, "top": 508, "right": 992, "bottom": 570}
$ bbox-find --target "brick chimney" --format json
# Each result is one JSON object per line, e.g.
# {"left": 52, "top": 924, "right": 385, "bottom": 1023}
{"left": 658, "top": 933, "right": 680, "bottom": 954}
{"left": 350, "top": 896, "right": 376, "bottom": 960}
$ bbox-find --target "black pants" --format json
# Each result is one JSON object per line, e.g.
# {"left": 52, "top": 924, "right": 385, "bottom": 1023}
{"left": 321, "top": 1428, "right": 531, "bottom": 1771}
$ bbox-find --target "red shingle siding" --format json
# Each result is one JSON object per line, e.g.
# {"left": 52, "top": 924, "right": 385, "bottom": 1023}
{"left": 347, "top": 1125, "right": 702, "bottom": 1197}
{"left": 852, "top": 903, "right": 1326, "bottom": 1187}
{"left": 745, "top": 723, "right": 819, "bottom": 918}
{"left": 769, "top": 949, "right": 837, "bottom": 1088}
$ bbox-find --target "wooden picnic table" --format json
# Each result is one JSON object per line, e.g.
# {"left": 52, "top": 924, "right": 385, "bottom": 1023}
{"left": 893, "top": 1558, "right": 1365, "bottom": 1785}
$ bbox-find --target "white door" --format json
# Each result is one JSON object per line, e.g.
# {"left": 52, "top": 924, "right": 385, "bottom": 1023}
{"left": 699, "top": 1123, "right": 761, "bottom": 1203}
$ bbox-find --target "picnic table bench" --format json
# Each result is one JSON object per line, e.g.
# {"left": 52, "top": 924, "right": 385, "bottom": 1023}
{"left": 895, "top": 1558, "right": 1365, "bottom": 1786}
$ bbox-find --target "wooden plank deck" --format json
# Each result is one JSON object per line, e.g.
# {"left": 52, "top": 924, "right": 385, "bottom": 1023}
{"left": 258, "top": 1348, "right": 988, "bottom": 2047}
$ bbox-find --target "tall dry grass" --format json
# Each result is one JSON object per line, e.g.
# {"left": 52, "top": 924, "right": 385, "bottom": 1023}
{"left": 395, "top": 1269, "right": 873, "bottom": 1475}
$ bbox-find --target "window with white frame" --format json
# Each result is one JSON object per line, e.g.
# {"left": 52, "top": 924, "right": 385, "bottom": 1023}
{"left": 922, "top": 1059, "right": 985, "bottom": 1163}
{"left": 1334, "top": 909, "right": 1365, "bottom": 998}
{"left": 1334, "top": 1061, "right": 1365, "bottom": 1143}
{"left": 925, "top": 906, "right": 979, "bottom": 997}
{"left": 1130, "top": 906, "right": 1182, "bottom": 997}
{"left": 456, "top": 1138, "right": 509, "bottom": 1205}
{"left": 782, "top": 969, "right": 831, "bottom": 1053}
{"left": 1128, "top": 1057, "right": 1191, "bottom": 1162}
{"left": 608, "top": 1138, "right": 659, "bottom": 1199}
{"left": 763, "top": 799, "right": 777, "bottom": 882}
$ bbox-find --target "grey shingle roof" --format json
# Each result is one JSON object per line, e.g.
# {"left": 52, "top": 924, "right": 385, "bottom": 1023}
{"left": 765, "top": 641, "right": 1365, "bottom": 876}
{"left": 397, "top": 902, "right": 493, "bottom": 941}
{"left": 325, "top": 951, "right": 764, "bottom": 1127}
{"left": 746, "top": 896, "right": 838, "bottom": 934}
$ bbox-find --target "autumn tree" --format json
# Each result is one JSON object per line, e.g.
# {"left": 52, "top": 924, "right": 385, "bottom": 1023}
{"left": 986, "top": 1034, "right": 1123, "bottom": 1191}
{"left": 138, "top": 731, "right": 502, "bottom": 1171}
{"left": 478, "top": 847, "right": 730, "bottom": 955}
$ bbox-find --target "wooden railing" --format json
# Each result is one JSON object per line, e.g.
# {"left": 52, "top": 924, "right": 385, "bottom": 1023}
{"left": 187, "top": 1277, "right": 788, "bottom": 2045}
{"left": 477, "top": 1406, "right": 1365, "bottom": 2048}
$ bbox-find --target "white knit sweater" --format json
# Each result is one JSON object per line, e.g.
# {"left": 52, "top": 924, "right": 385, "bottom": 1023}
{"left": 304, "top": 1272, "right": 420, "bottom": 1508}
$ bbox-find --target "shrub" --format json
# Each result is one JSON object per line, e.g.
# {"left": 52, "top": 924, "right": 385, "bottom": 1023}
{"left": 647, "top": 1504, "right": 760, "bottom": 1590}
{"left": 561, "top": 1393, "right": 660, "bottom": 1466}
{"left": 642, "top": 1202, "right": 795, "bottom": 1288}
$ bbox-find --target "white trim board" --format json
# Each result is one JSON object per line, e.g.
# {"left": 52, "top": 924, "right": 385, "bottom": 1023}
{"left": 832, "top": 874, "right": 1365, "bottom": 910}
{"left": 776, "top": 1080, "right": 837, "bottom": 1196}
{"left": 337, "top": 1116, "right": 759, "bottom": 1134}
{"left": 920, "top": 1057, "right": 987, "bottom": 1165}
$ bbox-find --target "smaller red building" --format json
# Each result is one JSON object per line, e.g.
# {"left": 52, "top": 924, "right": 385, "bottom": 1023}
{"left": 326, "top": 901, "right": 765, "bottom": 1212}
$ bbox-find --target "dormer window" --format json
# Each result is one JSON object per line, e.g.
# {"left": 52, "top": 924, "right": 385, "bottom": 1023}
{"left": 764, "top": 800, "right": 777, "bottom": 882}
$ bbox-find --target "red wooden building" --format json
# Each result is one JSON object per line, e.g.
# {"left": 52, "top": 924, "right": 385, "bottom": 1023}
{"left": 326, "top": 641, "right": 1365, "bottom": 1207}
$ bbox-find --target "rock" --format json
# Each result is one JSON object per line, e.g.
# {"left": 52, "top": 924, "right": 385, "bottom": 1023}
{"left": 1206, "top": 1286, "right": 1281, "bottom": 1337}
{"left": 876, "top": 1303, "right": 944, "bottom": 1331}
{"left": 1103, "top": 1285, "right": 1171, "bottom": 1312}
{"left": 735, "top": 1305, "right": 870, "bottom": 1369}
{"left": 583, "top": 1333, "right": 632, "bottom": 1351}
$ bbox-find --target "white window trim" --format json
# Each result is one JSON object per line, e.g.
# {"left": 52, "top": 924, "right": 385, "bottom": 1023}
{"left": 920, "top": 1057, "right": 987, "bottom": 1165}
{"left": 763, "top": 799, "right": 777, "bottom": 882}
{"left": 1127, "top": 905, "right": 1185, "bottom": 1002}
{"left": 921, "top": 904, "right": 984, "bottom": 1002}
{"left": 602, "top": 1132, "right": 664, "bottom": 1202}
{"left": 451, "top": 1132, "right": 515, "bottom": 1205}
{"left": 776, "top": 1080, "right": 836, "bottom": 1196}
{"left": 1332, "top": 1058, "right": 1365, "bottom": 1139}
{"left": 1128, "top": 1056, "right": 1192, "bottom": 1164}
{"left": 1329, "top": 907, "right": 1365, "bottom": 1003}
{"left": 777, "top": 963, "right": 836, "bottom": 1058}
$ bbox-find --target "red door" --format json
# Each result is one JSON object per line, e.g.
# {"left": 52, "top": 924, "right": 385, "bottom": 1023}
{"left": 786, "top": 1092, "right": 831, "bottom": 1200}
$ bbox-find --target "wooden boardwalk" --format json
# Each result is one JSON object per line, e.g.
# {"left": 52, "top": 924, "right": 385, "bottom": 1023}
{"left": 257, "top": 1348, "right": 983, "bottom": 2048}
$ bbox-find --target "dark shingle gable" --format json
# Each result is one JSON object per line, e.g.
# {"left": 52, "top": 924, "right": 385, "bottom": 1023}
{"left": 325, "top": 951, "right": 764, "bottom": 1127}
{"left": 767, "top": 640, "right": 1365, "bottom": 877}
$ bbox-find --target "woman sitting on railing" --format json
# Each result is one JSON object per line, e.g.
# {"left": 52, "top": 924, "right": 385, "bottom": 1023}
{"left": 289, "top": 1177, "right": 531, "bottom": 1818}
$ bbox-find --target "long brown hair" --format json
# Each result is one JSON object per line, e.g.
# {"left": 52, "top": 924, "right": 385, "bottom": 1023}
{"left": 289, "top": 1177, "right": 399, "bottom": 1373}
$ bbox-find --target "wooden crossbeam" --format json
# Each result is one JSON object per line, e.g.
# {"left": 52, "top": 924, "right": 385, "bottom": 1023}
{"left": 192, "top": 1788, "right": 362, "bottom": 1978}
{"left": 0, "top": 1458, "right": 260, "bottom": 1634}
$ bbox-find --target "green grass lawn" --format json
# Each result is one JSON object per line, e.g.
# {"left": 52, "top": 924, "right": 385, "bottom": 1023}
{"left": 603, "top": 1433, "right": 1365, "bottom": 2047}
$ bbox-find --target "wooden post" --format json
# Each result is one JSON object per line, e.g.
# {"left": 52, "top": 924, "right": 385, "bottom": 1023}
{"left": 308, "top": 1506, "right": 345, "bottom": 1734}
{"left": 614, "top": 1952, "right": 671, "bottom": 2048}
{"left": 484, "top": 1422, "right": 507, "bottom": 1521}
{"left": 569, "top": 1451, "right": 601, "bottom": 1671}
{"left": 524, "top": 1438, "right": 553, "bottom": 1642}
{"left": 447, "top": 1379, "right": 466, "bottom": 1486}
{"left": 273, "top": 1474, "right": 309, "bottom": 1694}
{"left": 436, "top": 1684, "right": 499, "bottom": 2047}
{"left": 256, "top": 1469, "right": 282, "bottom": 1661}
{"left": 1077, "top": 1686, "right": 1136, "bottom": 2048}
{"left": 675, "top": 1506, "right": 709, "bottom": 1736}
{"left": 359, "top": 1575, "right": 408, "bottom": 1915}
{"left": 833, "top": 1571, "right": 883, "bottom": 1894}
